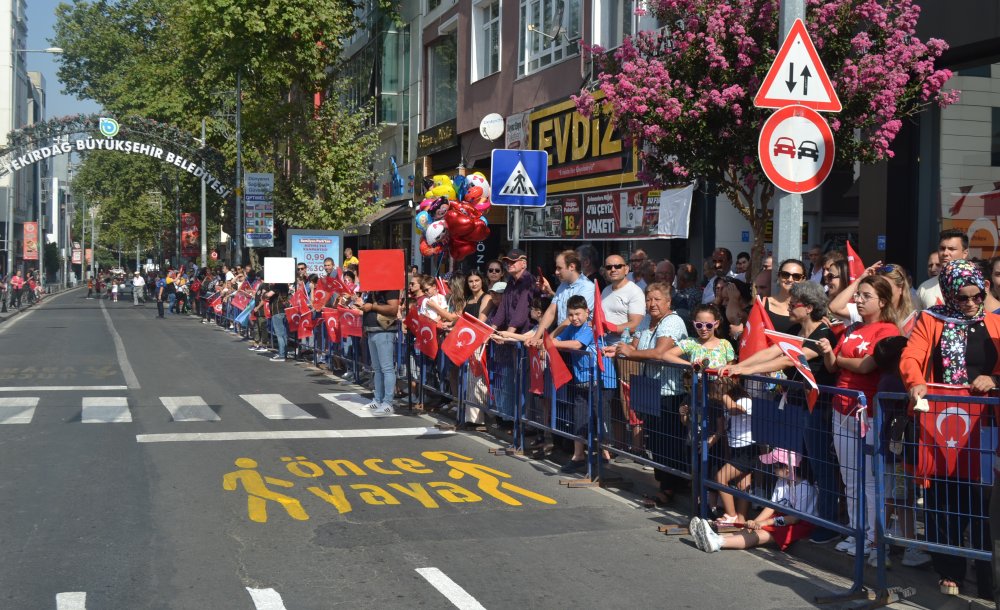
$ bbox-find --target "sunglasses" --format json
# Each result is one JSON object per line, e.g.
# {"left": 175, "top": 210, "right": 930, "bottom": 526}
{"left": 878, "top": 264, "right": 896, "bottom": 274}
{"left": 823, "top": 273, "right": 840, "bottom": 281}
{"left": 487, "top": 268, "right": 502, "bottom": 273}
{"left": 790, "top": 301, "right": 808, "bottom": 309}
{"left": 604, "top": 264, "right": 626, "bottom": 270}
{"left": 778, "top": 270, "right": 804, "bottom": 281}
{"left": 955, "top": 292, "right": 986, "bottom": 304}
{"left": 693, "top": 321, "right": 717, "bottom": 330}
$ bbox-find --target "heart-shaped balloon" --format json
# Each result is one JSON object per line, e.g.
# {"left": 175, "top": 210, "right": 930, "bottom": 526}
{"left": 449, "top": 238, "right": 476, "bottom": 261}
{"left": 466, "top": 219, "right": 490, "bottom": 242}
{"left": 445, "top": 207, "right": 476, "bottom": 239}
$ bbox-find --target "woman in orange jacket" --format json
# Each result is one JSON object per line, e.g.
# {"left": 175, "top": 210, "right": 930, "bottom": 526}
{"left": 899, "top": 259, "right": 998, "bottom": 597}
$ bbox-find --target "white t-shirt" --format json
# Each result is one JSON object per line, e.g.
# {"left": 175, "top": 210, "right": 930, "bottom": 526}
{"left": 225, "top": 271, "right": 235, "bottom": 282}
{"left": 917, "top": 276, "right": 941, "bottom": 308}
{"left": 132, "top": 276, "right": 145, "bottom": 288}
{"left": 419, "top": 294, "right": 448, "bottom": 320}
{"left": 726, "top": 397, "right": 753, "bottom": 448}
{"left": 601, "top": 281, "right": 646, "bottom": 343}
{"left": 770, "top": 479, "right": 818, "bottom": 517}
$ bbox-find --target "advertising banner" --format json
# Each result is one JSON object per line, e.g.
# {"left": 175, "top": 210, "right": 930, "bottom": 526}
{"left": 22, "top": 222, "right": 38, "bottom": 260}
{"left": 180, "top": 213, "right": 199, "bottom": 259}
{"left": 287, "top": 230, "right": 341, "bottom": 277}
{"left": 72, "top": 242, "right": 81, "bottom": 265}
{"left": 511, "top": 183, "right": 694, "bottom": 241}
{"left": 244, "top": 172, "right": 275, "bottom": 248}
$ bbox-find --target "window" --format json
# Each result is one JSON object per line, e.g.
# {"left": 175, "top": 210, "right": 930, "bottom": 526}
{"left": 472, "top": 0, "right": 502, "bottom": 81}
{"left": 992, "top": 107, "right": 1000, "bottom": 167}
{"left": 427, "top": 32, "right": 458, "bottom": 127}
{"left": 518, "top": 0, "right": 581, "bottom": 76}
{"left": 593, "top": 0, "right": 634, "bottom": 51}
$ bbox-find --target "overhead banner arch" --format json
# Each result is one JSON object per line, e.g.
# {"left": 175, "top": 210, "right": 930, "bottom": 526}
{"left": 0, "top": 114, "right": 234, "bottom": 199}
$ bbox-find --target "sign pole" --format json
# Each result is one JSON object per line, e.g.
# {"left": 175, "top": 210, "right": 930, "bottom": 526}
{"left": 771, "top": 0, "right": 806, "bottom": 288}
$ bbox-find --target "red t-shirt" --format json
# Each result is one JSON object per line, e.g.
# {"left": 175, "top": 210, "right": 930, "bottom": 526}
{"left": 833, "top": 321, "right": 900, "bottom": 415}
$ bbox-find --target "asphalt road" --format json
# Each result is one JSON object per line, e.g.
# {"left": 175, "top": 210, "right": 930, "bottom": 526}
{"left": 0, "top": 290, "right": 849, "bottom": 609}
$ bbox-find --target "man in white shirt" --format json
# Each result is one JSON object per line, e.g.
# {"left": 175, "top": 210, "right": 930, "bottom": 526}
{"left": 527, "top": 249, "right": 595, "bottom": 346}
{"left": 917, "top": 229, "right": 968, "bottom": 308}
{"left": 807, "top": 245, "right": 824, "bottom": 283}
{"left": 132, "top": 272, "right": 146, "bottom": 306}
{"left": 601, "top": 254, "right": 646, "bottom": 345}
{"left": 702, "top": 247, "right": 738, "bottom": 303}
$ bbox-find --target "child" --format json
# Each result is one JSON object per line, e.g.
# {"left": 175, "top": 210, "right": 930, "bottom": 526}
{"left": 549, "top": 295, "right": 605, "bottom": 473}
{"left": 690, "top": 448, "right": 817, "bottom": 553}
{"left": 711, "top": 375, "right": 756, "bottom": 524}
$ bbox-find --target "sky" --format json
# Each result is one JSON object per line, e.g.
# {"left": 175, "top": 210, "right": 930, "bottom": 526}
{"left": 26, "top": 1, "right": 102, "bottom": 119}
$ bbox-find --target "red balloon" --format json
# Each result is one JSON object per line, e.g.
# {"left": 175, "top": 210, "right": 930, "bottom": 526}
{"left": 449, "top": 238, "right": 476, "bottom": 261}
{"left": 466, "top": 221, "right": 490, "bottom": 242}
{"left": 445, "top": 208, "right": 476, "bottom": 238}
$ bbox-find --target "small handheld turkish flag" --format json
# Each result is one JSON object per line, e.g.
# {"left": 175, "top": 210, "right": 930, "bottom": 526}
{"left": 846, "top": 240, "right": 865, "bottom": 283}
{"left": 297, "top": 313, "right": 316, "bottom": 341}
{"left": 414, "top": 314, "right": 439, "bottom": 358}
{"left": 311, "top": 287, "right": 330, "bottom": 311}
{"left": 528, "top": 345, "right": 545, "bottom": 395}
{"left": 440, "top": 313, "right": 493, "bottom": 366}
{"left": 322, "top": 307, "right": 341, "bottom": 343}
{"left": 338, "top": 307, "right": 363, "bottom": 338}
{"left": 739, "top": 297, "right": 774, "bottom": 362}
{"left": 765, "top": 329, "right": 819, "bottom": 411}
{"left": 542, "top": 330, "right": 573, "bottom": 390}
{"left": 404, "top": 305, "right": 420, "bottom": 336}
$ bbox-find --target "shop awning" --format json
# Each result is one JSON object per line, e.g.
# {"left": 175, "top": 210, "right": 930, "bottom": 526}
{"left": 344, "top": 203, "right": 410, "bottom": 236}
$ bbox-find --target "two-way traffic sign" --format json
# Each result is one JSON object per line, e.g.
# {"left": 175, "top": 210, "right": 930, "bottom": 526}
{"left": 754, "top": 19, "right": 841, "bottom": 112}
{"left": 491, "top": 149, "right": 548, "bottom": 206}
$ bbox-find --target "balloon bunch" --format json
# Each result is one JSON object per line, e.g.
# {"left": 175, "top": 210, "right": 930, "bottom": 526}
{"left": 415, "top": 173, "right": 491, "bottom": 262}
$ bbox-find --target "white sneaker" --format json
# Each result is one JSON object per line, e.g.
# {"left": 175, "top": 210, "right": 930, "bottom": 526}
{"left": 363, "top": 400, "right": 380, "bottom": 410}
{"left": 867, "top": 547, "right": 892, "bottom": 568}
{"left": 834, "top": 536, "right": 856, "bottom": 553}
{"left": 371, "top": 403, "right": 395, "bottom": 416}
{"left": 847, "top": 540, "right": 875, "bottom": 557}
{"left": 270, "top": 356, "right": 285, "bottom": 362}
{"left": 901, "top": 547, "right": 932, "bottom": 567}
{"left": 690, "top": 517, "right": 722, "bottom": 553}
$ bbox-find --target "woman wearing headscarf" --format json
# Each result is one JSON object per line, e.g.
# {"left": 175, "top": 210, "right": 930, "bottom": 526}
{"left": 900, "top": 259, "right": 1000, "bottom": 597}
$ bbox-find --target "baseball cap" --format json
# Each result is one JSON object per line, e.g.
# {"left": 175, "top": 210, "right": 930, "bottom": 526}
{"left": 501, "top": 248, "right": 527, "bottom": 262}
{"left": 490, "top": 281, "right": 507, "bottom": 294}
{"left": 759, "top": 448, "right": 801, "bottom": 467}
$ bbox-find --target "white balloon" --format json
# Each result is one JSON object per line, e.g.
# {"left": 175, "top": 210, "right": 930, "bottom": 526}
{"left": 425, "top": 220, "right": 447, "bottom": 245}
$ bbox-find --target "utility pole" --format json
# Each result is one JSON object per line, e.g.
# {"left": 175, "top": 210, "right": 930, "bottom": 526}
{"left": 771, "top": 0, "right": 806, "bottom": 288}
{"left": 200, "top": 118, "right": 207, "bottom": 267}
{"left": 234, "top": 70, "right": 244, "bottom": 267}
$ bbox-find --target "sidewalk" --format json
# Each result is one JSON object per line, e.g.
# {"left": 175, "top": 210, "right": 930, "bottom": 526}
{"left": 0, "top": 285, "right": 78, "bottom": 323}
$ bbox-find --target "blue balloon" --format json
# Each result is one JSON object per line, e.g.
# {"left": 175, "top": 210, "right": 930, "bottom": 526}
{"left": 415, "top": 210, "right": 431, "bottom": 233}
{"left": 480, "top": 216, "right": 488, "bottom": 226}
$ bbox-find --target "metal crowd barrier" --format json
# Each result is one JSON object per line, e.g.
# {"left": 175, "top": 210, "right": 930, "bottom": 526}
{"left": 872, "top": 390, "right": 997, "bottom": 604}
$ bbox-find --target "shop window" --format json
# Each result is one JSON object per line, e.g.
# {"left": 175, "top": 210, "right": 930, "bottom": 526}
{"left": 592, "top": 0, "right": 634, "bottom": 51}
{"left": 518, "top": 0, "right": 581, "bottom": 76}
{"left": 472, "top": 0, "right": 502, "bottom": 81}
{"left": 427, "top": 32, "right": 458, "bottom": 127}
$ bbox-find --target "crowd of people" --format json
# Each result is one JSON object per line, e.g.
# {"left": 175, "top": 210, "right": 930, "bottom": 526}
{"left": 0, "top": 269, "right": 42, "bottom": 309}
{"left": 157, "top": 231, "right": 997, "bottom": 603}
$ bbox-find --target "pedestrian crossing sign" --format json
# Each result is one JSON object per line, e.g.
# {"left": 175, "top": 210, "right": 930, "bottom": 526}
{"left": 490, "top": 149, "right": 548, "bottom": 206}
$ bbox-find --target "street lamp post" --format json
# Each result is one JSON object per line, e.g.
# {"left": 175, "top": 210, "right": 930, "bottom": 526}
{"left": 5, "top": 47, "right": 62, "bottom": 281}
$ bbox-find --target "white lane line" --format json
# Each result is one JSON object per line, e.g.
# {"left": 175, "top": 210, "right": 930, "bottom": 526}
{"left": 99, "top": 299, "right": 141, "bottom": 390}
{"left": 0, "top": 386, "right": 127, "bottom": 392}
{"left": 415, "top": 567, "right": 487, "bottom": 610}
{"left": 55, "top": 591, "right": 87, "bottom": 609}
{"left": 82, "top": 397, "right": 132, "bottom": 423}
{"left": 159, "top": 396, "right": 221, "bottom": 422}
{"left": 241, "top": 394, "right": 315, "bottom": 420}
{"left": 319, "top": 392, "right": 399, "bottom": 418}
{"left": 245, "top": 587, "right": 287, "bottom": 610}
{"left": 0, "top": 396, "right": 38, "bottom": 424}
{"left": 136, "top": 427, "right": 455, "bottom": 443}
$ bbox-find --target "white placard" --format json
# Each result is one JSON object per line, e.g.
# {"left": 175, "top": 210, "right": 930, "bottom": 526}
{"left": 263, "top": 257, "right": 295, "bottom": 284}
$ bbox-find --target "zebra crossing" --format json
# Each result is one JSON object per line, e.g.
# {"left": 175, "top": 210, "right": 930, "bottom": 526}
{"left": 0, "top": 392, "right": 392, "bottom": 425}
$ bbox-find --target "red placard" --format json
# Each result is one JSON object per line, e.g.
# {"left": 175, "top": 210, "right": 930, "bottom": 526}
{"left": 358, "top": 249, "right": 405, "bottom": 292}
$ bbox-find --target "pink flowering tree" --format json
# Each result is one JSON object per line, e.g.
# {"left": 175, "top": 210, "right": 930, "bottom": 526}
{"left": 575, "top": 0, "right": 958, "bottom": 272}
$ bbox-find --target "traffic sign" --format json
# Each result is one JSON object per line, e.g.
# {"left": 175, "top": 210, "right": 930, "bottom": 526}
{"left": 491, "top": 149, "right": 548, "bottom": 206}
{"left": 210, "top": 251, "right": 219, "bottom": 260}
{"left": 754, "top": 19, "right": 841, "bottom": 112}
{"left": 758, "top": 105, "right": 835, "bottom": 194}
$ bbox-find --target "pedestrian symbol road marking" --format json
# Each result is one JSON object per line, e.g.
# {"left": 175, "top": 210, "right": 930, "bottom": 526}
{"left": 0, "top": 396, "right": 38, "bottom": 424}
{"left": 160, "top": 396, "right": 221, "bottom": 422}
{"left": 81, "top": 397, "right": 131, "bottom": 423}
{"left": 497, "top": 160, "right": 537, "bottom": 197}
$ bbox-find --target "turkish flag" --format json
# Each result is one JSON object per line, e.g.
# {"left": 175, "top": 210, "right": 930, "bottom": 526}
{"left": 469, "top": 344, "right": 492, "bottom": 399}
{"left": 263, "top": 300, "right": 272, "bottom": 319}
{"left": 404, "top": 305, "right": 420, "bottom": 336}
{"left": 916, "top": 384, "right": 985, "bottom": 481}
{"left": 311, "top": 286, "right": 330, "bottom": 311}
{"left": 325, "top": 273, "right": 352, "bottom": 296}
{"left": 213, "top": 300, "right": 224, "bottom": 315}
{"left": 846, "top": 240, "right": 865, "bottom": 283}
{"left": 231, "top": 291, "right": 251, "bottom": 311}
{"left": 591, "top": 281, "right": 617, "bottom": 372}
{"left": 338, "top": 307, "right": 363, "bottom": 338}
{"left": 414, "top": 314, "right": 439, "bottom": 358}
{"left": 285, "top": 302, "right": 303, "bottom": 329}
{"left": 292, "top": 286, "right": 309, "bottom": 310}
{"left": 528, "top": 345, "right": 545, "bottom": 395}
{"left": 765, "top": 330, "right": 819, "bottom": 411}
{"left": 543, "top": 330, "right": 573, "bottom": 390}
{"left": 435, "top": 276, "right": 450, "bottom": 296}
{"left": 207, "top": 292, "right": 222, "bottom": 314}
{"left": 321, "top": 307, "right": 340, "bottom": 343}
{"left": 738, "top": 297, "right": 774, "bottom": 362}
{"left": 297, "top": 313, "right": 316, "bottom": 341}
{"left": 440, "top": 313, "right": 493, "bottom": 366}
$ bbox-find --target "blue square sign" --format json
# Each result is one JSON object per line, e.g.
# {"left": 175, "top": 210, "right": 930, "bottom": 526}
{"left": 490, "top": 149, "right": 548, "bottom": 206}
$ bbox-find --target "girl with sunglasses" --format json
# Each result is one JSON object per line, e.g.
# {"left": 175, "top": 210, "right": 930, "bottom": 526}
{"left": 822, "top": 256, "right": 851, "bottom": 301}
{"left": 662, "top": 304, "right": 735, "bottom": 370}
{"left": 764, "top": 259, "right": 808, "bottom": 334}
{"left": 900, "top": 259, "right": 1000, "bottom": 596}
{"left": 828, "top": 260, "right": 913, "bottom": 330}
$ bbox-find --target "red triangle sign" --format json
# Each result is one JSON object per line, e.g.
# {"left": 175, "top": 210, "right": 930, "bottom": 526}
{"left": 754, "top": 19, "right": 841, "bottom": 113}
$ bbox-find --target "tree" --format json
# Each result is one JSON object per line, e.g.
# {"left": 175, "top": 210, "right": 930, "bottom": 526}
{"left": 576, "top": 0, "right": 958, "bottom": 275}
